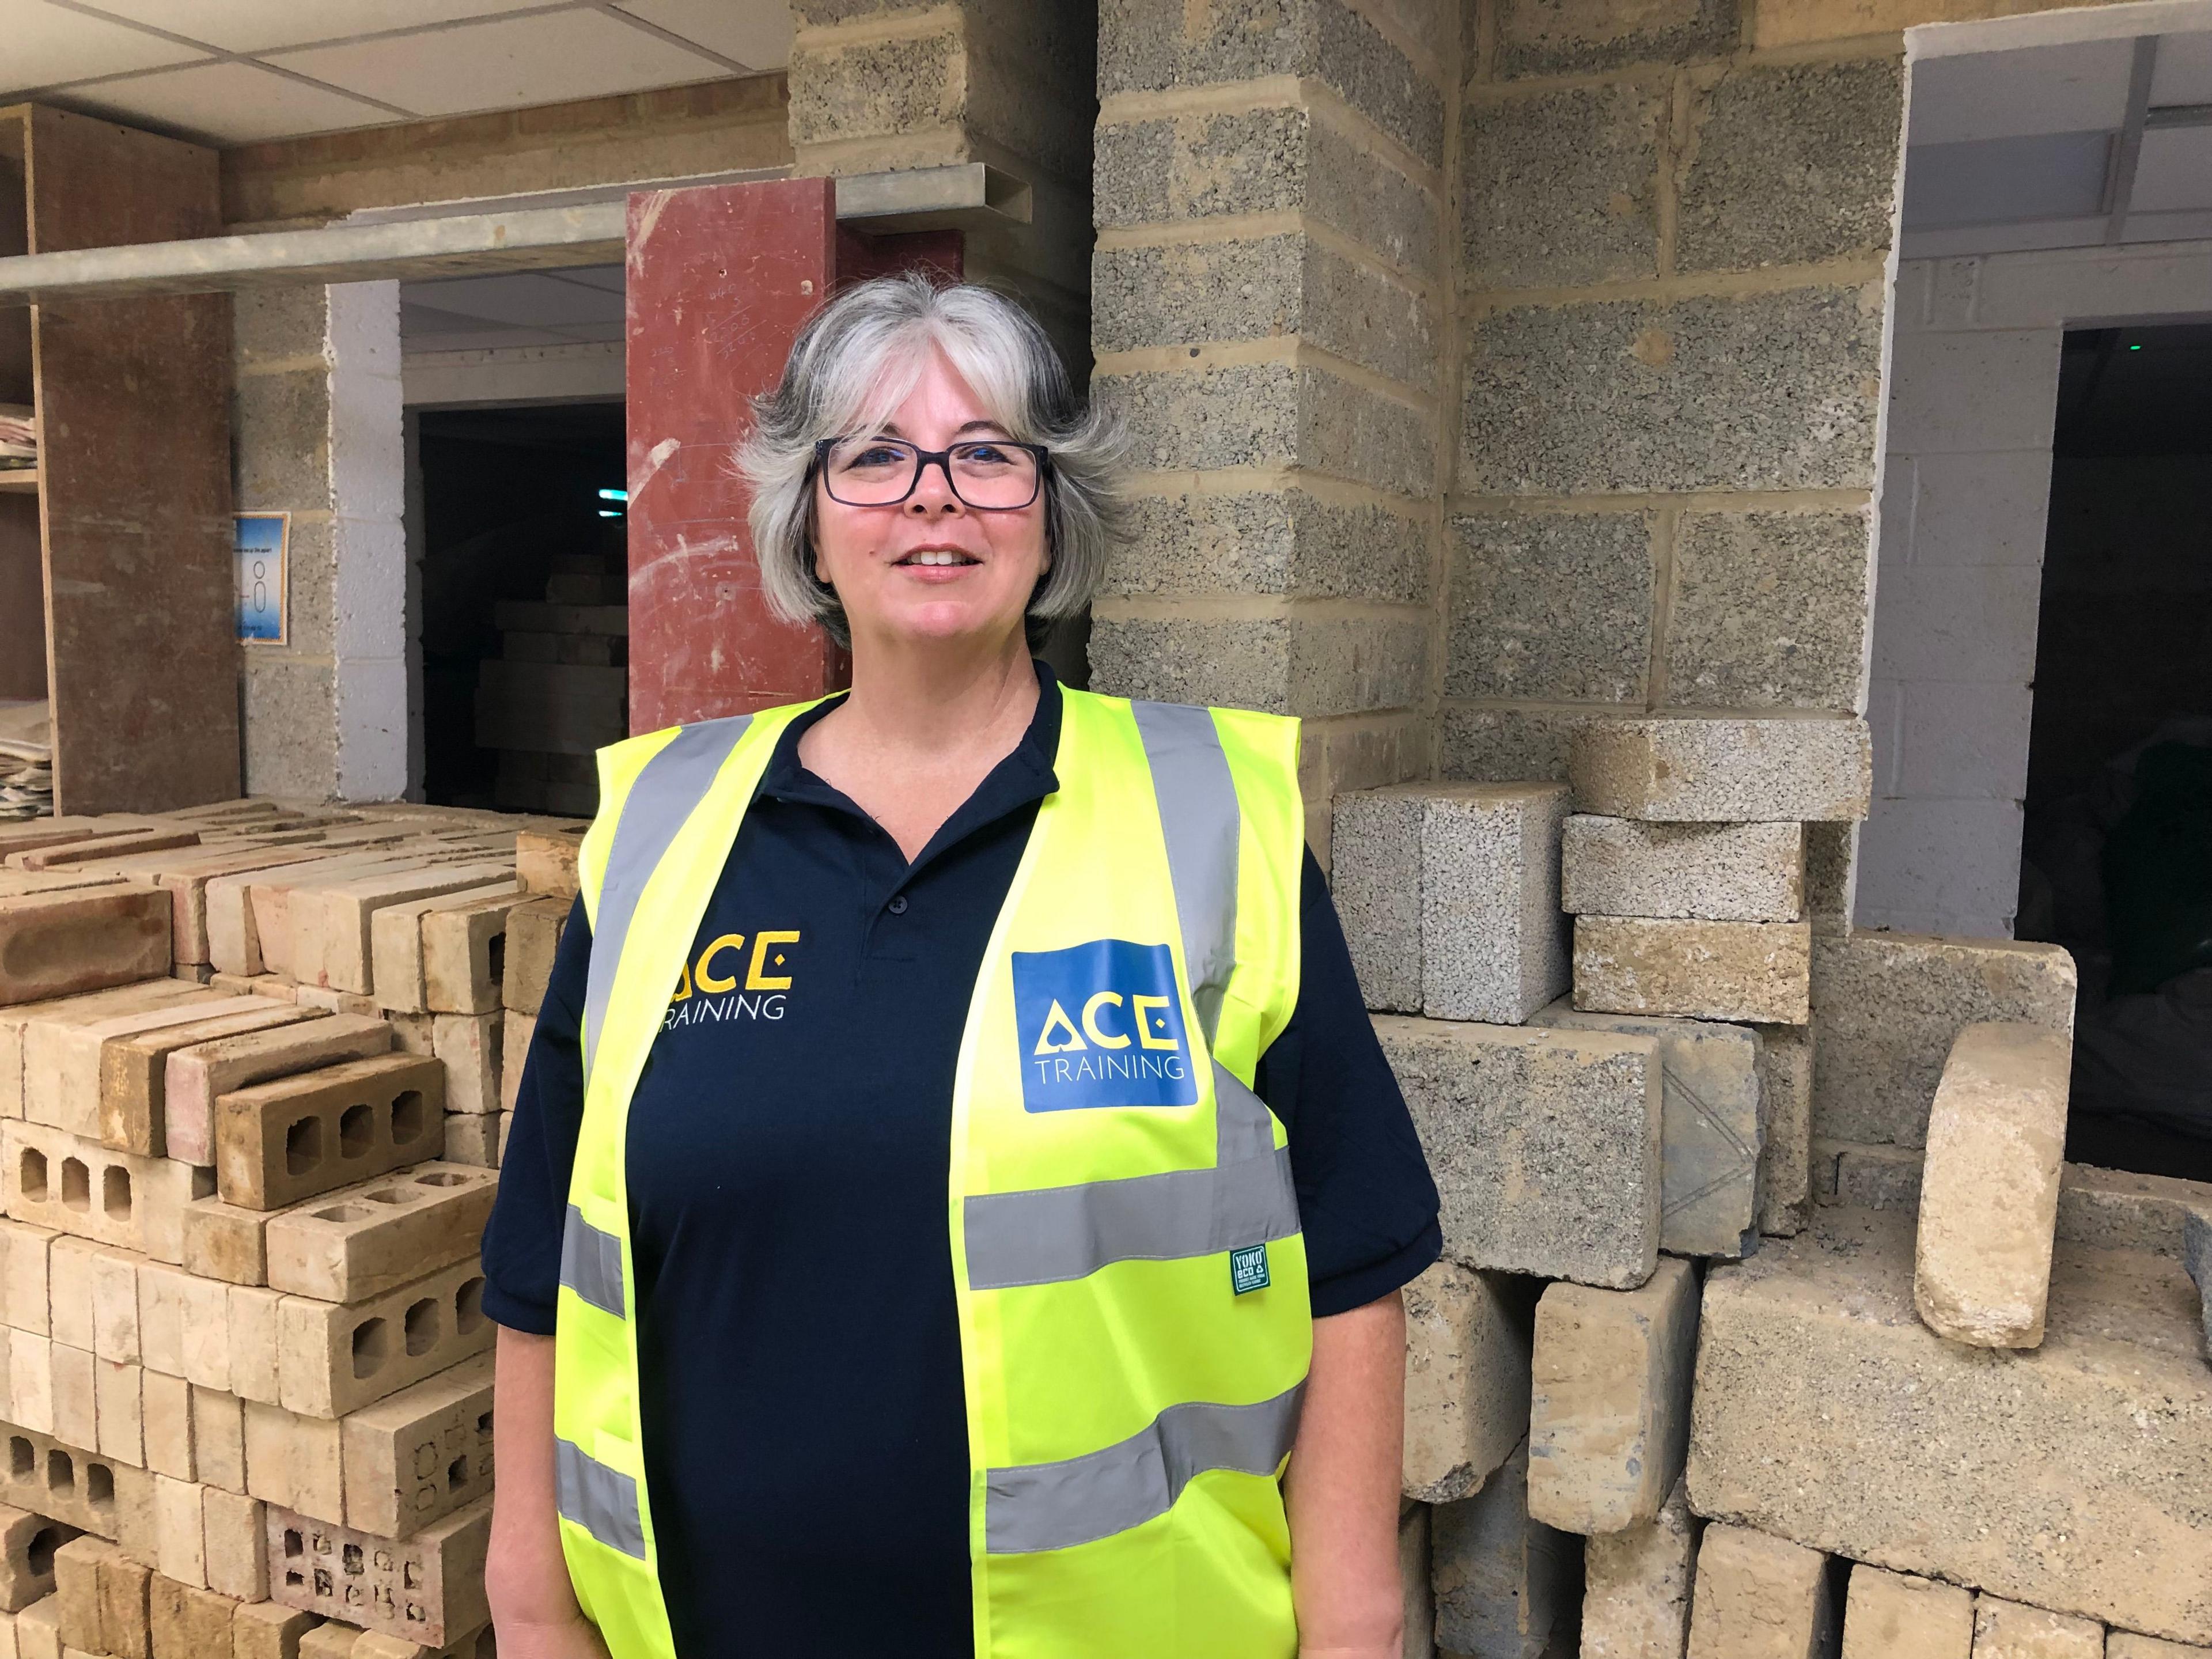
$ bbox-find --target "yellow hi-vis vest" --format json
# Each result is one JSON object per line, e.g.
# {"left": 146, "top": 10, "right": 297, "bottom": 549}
{"left": 552, "top": 683, "right": 1312, "bottom": 1659}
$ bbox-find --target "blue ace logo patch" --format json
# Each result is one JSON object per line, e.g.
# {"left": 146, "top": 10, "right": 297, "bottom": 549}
{"left": 1012, "top": 940, "right": 1200, "bottom": 1112}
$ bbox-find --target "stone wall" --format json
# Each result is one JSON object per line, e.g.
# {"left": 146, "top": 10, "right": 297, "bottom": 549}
{"left": 231, "top": 284, "right": 409, "bottom": 803}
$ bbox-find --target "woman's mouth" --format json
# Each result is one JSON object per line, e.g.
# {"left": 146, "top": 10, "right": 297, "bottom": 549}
{"left": 898, "top": 550, "right": 980, "bottom": 566}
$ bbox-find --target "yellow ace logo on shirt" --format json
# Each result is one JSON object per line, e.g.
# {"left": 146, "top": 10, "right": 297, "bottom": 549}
{"left": 665, "top": 929, "right": 801, "bottom": 1028}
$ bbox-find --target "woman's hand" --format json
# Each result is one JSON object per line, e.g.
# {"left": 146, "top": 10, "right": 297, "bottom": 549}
{"left": 487, "top": 1328, "right": 608, "bottom": 1656}
{"left": 1285, "top": 1291, "right": 1409, "bottom": 1658}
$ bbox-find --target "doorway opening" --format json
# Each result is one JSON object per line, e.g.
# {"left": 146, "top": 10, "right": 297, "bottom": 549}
{"left": 415, "top": 402, "right": 627, "bottom": 813}
{"left": 2016, "top": 322, "right": 2212, "bottom": 1181}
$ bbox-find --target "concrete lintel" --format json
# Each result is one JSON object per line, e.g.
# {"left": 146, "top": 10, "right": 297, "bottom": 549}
{"left": 0, "top": 162, "right": 1031, "bottom": 306}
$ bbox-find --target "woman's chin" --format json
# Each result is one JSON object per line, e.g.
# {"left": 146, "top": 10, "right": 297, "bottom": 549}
{"left": 870, "top": 600, "right": 1027, "bottom": 647}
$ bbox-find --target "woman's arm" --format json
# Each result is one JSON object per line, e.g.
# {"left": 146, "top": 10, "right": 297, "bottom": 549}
{"left": 487, "top": 1327, "right": 611, "bottom": 1658}
{"left": 1285, "top": 1290, "right": 1408, "bottom": 1659}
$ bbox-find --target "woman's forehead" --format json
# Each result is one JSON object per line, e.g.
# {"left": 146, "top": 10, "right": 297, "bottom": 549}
{"left": 846, "top": 339, "right": 1016, "bottom": 437}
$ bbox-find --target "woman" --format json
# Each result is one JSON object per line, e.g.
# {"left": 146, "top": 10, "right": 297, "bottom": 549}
{"left": 482, "top": 275, "right": 1441, "bottom": 1659}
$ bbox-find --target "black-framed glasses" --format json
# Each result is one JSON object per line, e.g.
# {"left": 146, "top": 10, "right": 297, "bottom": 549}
{"left": 813, "top": 437, "right": 1049, "bottom": 510}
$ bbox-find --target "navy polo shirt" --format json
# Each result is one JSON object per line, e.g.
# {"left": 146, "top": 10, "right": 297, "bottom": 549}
{"left": 482, "top": 663, "right": 1441, "bottom": 1658}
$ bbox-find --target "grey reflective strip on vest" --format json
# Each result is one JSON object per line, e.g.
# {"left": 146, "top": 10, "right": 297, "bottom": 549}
{"left": 556, "top": 1438, "right": 647, "bottom": 1559}
{"left": 985, "top": 1383, "right": 1306, "bottom": 1555}
{"left": 582, "top": 715, "right": 754, "bottom": 1075}
{"left": 1128, "top": 701, "right": 1240, "bottom": 1044}
{"left": 963, "top": 702, "right": 1299, "bottom": 1290}
{"left": 560, "top": 1205, "right": 626, "bottom": 1317}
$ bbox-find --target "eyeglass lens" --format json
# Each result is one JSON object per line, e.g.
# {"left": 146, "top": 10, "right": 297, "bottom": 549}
{"left": 824, "top": 440, "right": 1039, "bottom": 508}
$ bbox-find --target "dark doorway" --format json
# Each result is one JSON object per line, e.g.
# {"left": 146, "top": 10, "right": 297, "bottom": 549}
{"left": 416, "top": 403, "right": 627, "bottom": 813}
{"left": 2016, "top": 321, "right": 2212, "bottom": 1181}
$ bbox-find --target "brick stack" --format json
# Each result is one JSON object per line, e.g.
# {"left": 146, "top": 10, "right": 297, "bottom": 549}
{"left": 0, "top": 798, "right": 586, "bottom": 1656}
{"left": 476, "top": 552, "right": 627, "bottom": 819}
{"left": 1342, "top": 718, "right": 2212, "bottom": 1659}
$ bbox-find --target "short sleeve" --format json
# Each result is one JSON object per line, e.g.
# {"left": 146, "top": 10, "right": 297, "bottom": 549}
{"left": 1253, "top": 851, "right": 1443, "bottom": 1318}
{"left": 480, "top": 893, "right": 593, "bottom": 1336}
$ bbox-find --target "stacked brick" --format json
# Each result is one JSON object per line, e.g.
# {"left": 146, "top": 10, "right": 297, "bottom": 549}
{"left": 477, "top": 551, "right": 627, "bottom": 819}
{"left": 0, "top": 798, "right": 585, "bottom": 1654}
{"left": 1341, "top": 716, "right": 2212, "bottom": 1659}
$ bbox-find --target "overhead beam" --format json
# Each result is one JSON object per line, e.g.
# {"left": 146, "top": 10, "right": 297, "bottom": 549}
{"left": 0, "top": 163, "right": 1028, "bottom": 305}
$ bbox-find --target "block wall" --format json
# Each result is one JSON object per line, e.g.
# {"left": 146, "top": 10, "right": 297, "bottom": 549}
{"left": 1085, "top": 0, "right": 1456, "bottom": 858}
{"left": 230, "top": 284, "right": 410, "bottom": 805}
{"left": 786, "top": 0, "right": 1098, "bottom": 373}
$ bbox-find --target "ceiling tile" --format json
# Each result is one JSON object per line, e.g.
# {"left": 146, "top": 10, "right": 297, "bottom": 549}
{"left": 266, "top": 9, "right": 729, "bottom": 118}
{"left": 612, "top": 0, "right": 792, "bottom": 69}
{"left": 2149, "top": 29, "right": 2212, "bottom": 107}
{"left": 49, "top": 60, "right": 395, "bottom": 145}
{"left": 0, "top": 2, "right": 208, "bottom": 97}
{"left": 403, "top": 271, "right": 626, "bottom": 327}
{"left": 1909, "top": 39, "right": 2138, "bottom": 146}
{"left": 548, "top": 265, "right": 627, "bottom": 294}
{"left": 2129, "top": 126, "right": 2212, "bottom": 214}
{"left": 78, "top": 0, "right": 558, "bottom": 54}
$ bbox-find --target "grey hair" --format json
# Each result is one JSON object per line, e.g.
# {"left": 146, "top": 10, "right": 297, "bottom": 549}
{"left": 736, "top": 274, "right": 1127, "bottom": 648}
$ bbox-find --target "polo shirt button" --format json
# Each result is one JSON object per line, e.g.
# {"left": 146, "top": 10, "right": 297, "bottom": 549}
{"left": 887, "top": 895, "right": 909, "bottom": 915}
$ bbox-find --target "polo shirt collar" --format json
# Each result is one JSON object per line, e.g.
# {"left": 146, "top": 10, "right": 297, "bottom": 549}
{"left": 755, "top": 658, "right": 1065, "bottom": 859}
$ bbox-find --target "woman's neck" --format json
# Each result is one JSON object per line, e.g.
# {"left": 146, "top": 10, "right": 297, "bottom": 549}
{"left": 832, "top": 628, "right": 1039, "bottom": 764}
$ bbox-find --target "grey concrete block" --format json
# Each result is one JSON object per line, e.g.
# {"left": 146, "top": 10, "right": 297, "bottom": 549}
{"left": 241, "top": 661, "right": 335, "bottom": 801}
{"left": 232, "top": 368, "right": 331, "bottom": 511}
{"left": 1914, "top": 1022, "right": 2071, "bottom": 1349}
{"left": 1570, "top": 718, "right": 1873, "bottom": 823}
{"left": 1099, "top": 359, "right": 1434, "bottom": 497}
{"left": 1664, "top": 512, "right": 1872, "bottom": 713}
{"left": 1100, "top": 0, "right": 1445, "bottom": 167}
{"left": 1802, "top": 821, "right": 1857, "bottom": 936}
{"left": 1582, "top": 1480, "right": 1698, "bottom": 1659}
{"left": 1093, "top": 235, "right": 1434, "bottom": 388}
{"left": 1840, "top": 1567, "right": 1975, "bottom": 1659}
{"left": 1335, "top": 784, "right": 1573, "bottom": 1022}
{"left": 1380, "top": 1016, "right": 1662, "bottom": 1288}
{"left": 1529, "top": 1258, "right": 1700, "bottom": 1536}
{"left": 2051, "top": 1163, "right": 2212, "bottom": 1262}
{"left": 233, "top": 288, "right": 327, "bottom": 368}
{"left": 1575, "top": 916, "right": 1812, "bottom": 1025}
{"left": 786, "top": 28, "right": 961, "bottom": 149}
{"left": 1461, "top": 286, "right": 1885, "bottom": 495}
{"left": 1562, "top": 817, "right": 1805, "bottom": 923}
{"left": 1496, "top": 0, "right": 1738, "bottom": 77}
{"left": 2187, "top": 1211, "right": 2210, "bottom": 1358}
{"left": 1088, "top": 614, "right": 1430, "bottom": 717}
{"left": 1969, "top": 1599, "right": 2103, "bottom": 1659}
{"left": 1403, "top": 1262, "right": 1537, "bottom": 1503}
{"left": 1687, "top": 1522, "right": 1840, "bottom": 1659}
{"left": 1433, "top": 1440, "right": 1580, "bottom": 1659}
{"left": 1676, "top": 59, "right": 1905, "bottom": 274}
{"left": 1688, "top": 1209, "right": 2212, "bottom": 1645}
{"left": 1095, "top": 108, "right": 1442, "bottom": 276}
{"left": 1534, "top": 1002, "right": 1764, "bottom": 1259}
{"left": 1442, "top": 706, "right": 1605, "bottom": 784}
{"left": 1448, "top": 514, "right": 1653, "bottom": 704}
{"left": 1463, "top": 81, "right": 1662, "bottom": 290}
{"left": 1101, "top": 488, "right": 1429, "bottom": 604}
{"left": 1813, "top": 1137, "right": 1924, "bottom": 1213}
{"left": 1808, "top": 933, "right": 2075, "bottom": 1148}
{"left": 1752, "top": 1022, "right": 1814, "bottom": 1237}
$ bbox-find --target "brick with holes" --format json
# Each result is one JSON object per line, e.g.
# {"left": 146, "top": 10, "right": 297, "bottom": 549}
{"left": 266, "top": 1495, "right": 490, "bottom": 1644}
{"left": 164, "top": 1018, "right": 394, "bottom": 1169}
{"left": 500, "top": 898, "right": 568, "bottom": 1017}
{"left": 1, "top": 1123, "right": 213, "bottom": 1264}
{"left": 275, "top": 1259, "right": 490, "bottom": 1421}
{"left": 421, "top": 895, "right": 522, "bottom": 1018}
{"left": 264, "top": 1167, "right": 498, "bottom": 1305}
{"left": 0, "top": 1425, "right": 154, "bottom": 1545}
{"left": 368, "top": 885, "right": 518, "bottom": 1017}
{"left": 429, "top": 1020, "right": 498, "bottom": 1119}
{"left": 0, "top": 1502, "right": 78, "bottom": 1612}
{"left": 211, "top": 1057, "right": 444, "bottom": 1212}
{"left": 338, "top": 1355, "right": 493, "bottom": 1540}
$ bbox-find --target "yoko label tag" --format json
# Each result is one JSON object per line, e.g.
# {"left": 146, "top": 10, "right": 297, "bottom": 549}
{"left": 1230, "top": 1243, "right": 1270, "bottom": 1296}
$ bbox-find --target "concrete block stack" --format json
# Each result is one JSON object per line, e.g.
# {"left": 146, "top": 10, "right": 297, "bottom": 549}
{"left": 0, "top": 798, "right": 586, "bottom": 1655}
{"left": 477, "top": 553, "right": 627, "bottom": 818}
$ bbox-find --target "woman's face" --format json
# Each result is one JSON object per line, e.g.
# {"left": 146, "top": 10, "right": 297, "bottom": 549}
{"left": 811, "top": 349, "right": 1047, "bottom": 653}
